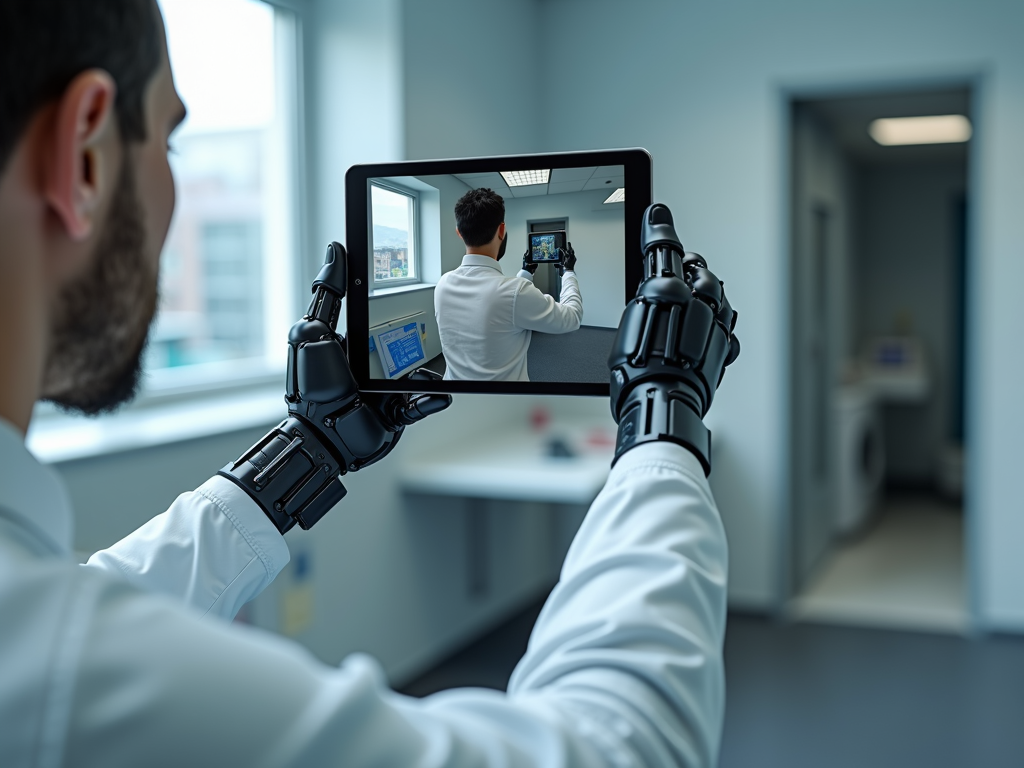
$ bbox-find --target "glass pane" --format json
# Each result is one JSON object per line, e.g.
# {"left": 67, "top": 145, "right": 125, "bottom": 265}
{"left": 371, "top": 186, "right": 416, "bottom": 282}
{"left": 151, "top": 0, "right": 289, "bottom": 372}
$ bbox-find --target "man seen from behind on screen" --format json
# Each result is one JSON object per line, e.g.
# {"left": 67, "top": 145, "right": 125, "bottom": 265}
{"left": 433, "top": 188, "right": 583, "bottom": 381}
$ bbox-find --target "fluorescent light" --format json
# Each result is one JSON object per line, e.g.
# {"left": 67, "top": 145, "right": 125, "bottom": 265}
{"left": 500, "top": 169, "right": 550, "bottom": 187}
{"left": 603, "top": 187, "right": 625, "bottom": 204}
{"left": 868, "top": 115, "right": 972, "bottom": 146}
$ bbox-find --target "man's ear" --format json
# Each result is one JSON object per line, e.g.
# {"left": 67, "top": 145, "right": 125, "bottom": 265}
{"left": 43, "top": 69, "right": 118, "bottom": 241}
{"left": 497, "top": 222, "right": 506, "bottom": 241}
{"left": 455, "top": 226, "right": 463, "bottom": 242}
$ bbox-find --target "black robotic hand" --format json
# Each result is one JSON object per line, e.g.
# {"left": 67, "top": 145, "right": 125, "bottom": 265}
{"left": 608, "top": 204, "right": 740, "bottom": 476}
{"left": 557, "top": 242, "right": 577, "bottom": 276}
{"left": 522, "top": 248, "right": 539, "bottom": 275}
{"left": 220, "top": 242, "right": 452, "bottom": 534}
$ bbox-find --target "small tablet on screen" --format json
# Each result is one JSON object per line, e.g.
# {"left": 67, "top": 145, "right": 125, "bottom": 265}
{"left": 528, "top": 231, "right": 566, "bottom": 264}
{"left": 374, "top": 322, "right": 425, "bottom": 380}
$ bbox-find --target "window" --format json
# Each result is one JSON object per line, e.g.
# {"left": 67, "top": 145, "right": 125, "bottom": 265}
{"left": 370, "top": 183, "right": 419, "bottom": 290}
{"left": 150, "top": 0, "right": 300, "bottom": 388}
{"left": 26, "top": 0, "right": 304, "bottom": 459}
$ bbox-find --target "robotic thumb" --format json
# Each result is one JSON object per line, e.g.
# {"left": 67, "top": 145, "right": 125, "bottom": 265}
{"left": 395, "top": 394, "right": 452, "bottom": 425}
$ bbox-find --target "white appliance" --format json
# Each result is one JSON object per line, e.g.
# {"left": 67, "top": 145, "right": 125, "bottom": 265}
{"left": 832, "top": 384, "right": 886, "bottom": 535}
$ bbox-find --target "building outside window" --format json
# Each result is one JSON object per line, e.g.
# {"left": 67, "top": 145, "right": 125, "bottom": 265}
{"left": 370, "top": 184, "right": 418, "bottom": 289}
{"left": 151, "top": 0, "right": 299, "bottom": 385}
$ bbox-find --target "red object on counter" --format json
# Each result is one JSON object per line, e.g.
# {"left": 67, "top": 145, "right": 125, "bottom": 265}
{"left": 530, "top": 406, "right": 551, "bottom": 432}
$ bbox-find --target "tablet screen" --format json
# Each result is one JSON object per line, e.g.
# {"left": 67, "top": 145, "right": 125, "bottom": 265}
{"left": 530, "top": 233, "right": 562, "bottom": 262}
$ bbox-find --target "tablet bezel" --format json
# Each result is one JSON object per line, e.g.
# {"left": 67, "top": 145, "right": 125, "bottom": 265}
{"left": 344, "top": 147, "right": 652, "bottom": 396}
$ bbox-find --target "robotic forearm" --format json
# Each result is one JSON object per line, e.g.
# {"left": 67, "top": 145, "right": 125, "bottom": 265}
{"left": 608, "top": 205, "right": 740, "bottom": 475}
{"left": 220, "top": 243, "right": 451, "bottom": 534}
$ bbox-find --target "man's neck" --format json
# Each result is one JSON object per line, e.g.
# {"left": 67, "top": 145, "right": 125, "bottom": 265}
{"left": 0, "top": 312, "right": 42, "bottom": 436}
{"left": 465, "top": 249, "right": 498, "bottom": 261}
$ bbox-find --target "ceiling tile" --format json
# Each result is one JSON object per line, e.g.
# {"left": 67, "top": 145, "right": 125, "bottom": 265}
{"left": 582, "top": 175, "right": 625, "bottom": 191}
{"left": 509, "top": 184, "right": 550, "bottom": 197}
{"left": 546, "top": 180, "right": 587, "bottom": 195}
{"left": 550, "top": 166, "right": 596, "bottom": 183}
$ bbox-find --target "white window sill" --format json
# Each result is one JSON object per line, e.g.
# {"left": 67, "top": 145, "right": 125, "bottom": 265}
{"left": 371, "top": 282, "right": 435, "bottom": 297}
{"left": 27, "top": 387, "right": 287, "bottom": 465}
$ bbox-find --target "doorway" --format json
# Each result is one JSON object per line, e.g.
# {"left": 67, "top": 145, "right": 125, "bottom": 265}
{"left": 787, "top": 86, "right": 972, "bottom": 632}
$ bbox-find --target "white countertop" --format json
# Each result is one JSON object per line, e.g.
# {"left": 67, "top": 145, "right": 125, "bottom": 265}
{"left": 400, "top": 421, "right": 617, "bottom": 505}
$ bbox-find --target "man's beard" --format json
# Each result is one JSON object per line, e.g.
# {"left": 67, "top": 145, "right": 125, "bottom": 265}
{"left": 40, "top": 152, "right": 158, "bottom": 415}
{"left": 496, "top": 231, "right": 508, "bottom": 261}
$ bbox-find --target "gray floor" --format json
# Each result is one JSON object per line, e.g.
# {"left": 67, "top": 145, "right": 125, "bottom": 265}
{"left": 420, "top": 326, "right": 617, "bottom": 383}
{"left": 401, "top": 599, "right": 1024, "bottom": 767}
{"left": 791, "top": 493, "right": 967, "bottom": 633}
{"left": 528, "top": 325, "right": 616, "bottom": 383}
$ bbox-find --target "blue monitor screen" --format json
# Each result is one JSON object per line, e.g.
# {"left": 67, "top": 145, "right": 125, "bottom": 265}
{"left": 378, "top": 322, "right": 425, "bottom": 378}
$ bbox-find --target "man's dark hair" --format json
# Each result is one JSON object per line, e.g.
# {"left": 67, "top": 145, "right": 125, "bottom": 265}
{"left": 0, "top": 0, "right": 161, "bottom": 175}
{"left": 455, "top": 188, "right": 505, "bottom": 247}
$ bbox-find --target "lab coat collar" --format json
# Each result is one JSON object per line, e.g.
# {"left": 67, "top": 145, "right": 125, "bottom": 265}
{"left": 0, "top": 417, "right": 73, "bottom": 556}
{"left": 461, "top": 253, "right": 504, "bottom": 272}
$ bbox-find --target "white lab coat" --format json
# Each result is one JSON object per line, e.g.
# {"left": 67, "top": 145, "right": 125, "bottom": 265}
{"left": 434, "top": 254, "right": 583, "bottom": 381}
{"left": 0, "top": 416, "right": 727, "bottom": 767}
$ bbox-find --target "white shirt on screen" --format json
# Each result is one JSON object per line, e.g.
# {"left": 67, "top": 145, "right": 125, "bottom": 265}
{"left": 433, "top": 253, "right": 583, "bottom": 381}
{"left": 0, "top": 414, "right": 727, "bottom": 767}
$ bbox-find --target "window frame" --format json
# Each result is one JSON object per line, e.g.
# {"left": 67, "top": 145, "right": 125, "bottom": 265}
{"left": 368, "top": 180, "right": 422, "bottom": 293}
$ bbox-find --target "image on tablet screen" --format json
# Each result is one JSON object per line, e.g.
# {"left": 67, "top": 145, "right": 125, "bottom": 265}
{"left": 363, "top": 163, "right": 627, "bottom": 385}
{"left": 531, "top": 233, "right": 559, "bottom": 262}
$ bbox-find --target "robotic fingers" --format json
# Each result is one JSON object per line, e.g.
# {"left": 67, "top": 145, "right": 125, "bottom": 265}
{"left": 608, "top": 204, "right": 741, "bottom": 476}
{"left": 220, "top": 243, "right": 452, "bottom": 534}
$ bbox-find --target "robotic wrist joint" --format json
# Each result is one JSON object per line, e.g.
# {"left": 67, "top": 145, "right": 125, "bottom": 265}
{"left": 613, "top": 384, "right": 712, "bottom": 476}
{"left": 219, "top": 416, "right": 348, "bottom": 534}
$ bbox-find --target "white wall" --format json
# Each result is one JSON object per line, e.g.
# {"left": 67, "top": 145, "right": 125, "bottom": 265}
{"left": 401, "top": 0, "right": 543, "bottom": 160}
{"left": 502, "top": 190, "right": 626, "bottom": 328}
{"left": 537, "top": 0, "right": 1024, "bottom": 629}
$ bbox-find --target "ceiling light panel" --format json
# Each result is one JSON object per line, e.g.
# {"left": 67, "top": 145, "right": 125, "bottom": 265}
{"left": 603, "top": 187, "right": 625, "bottom": 204}
{"left": 500, "top": 169, "right": 550, "bottom": 187}
{"left": 868, "top": 115, "right": 972, "bottom": 146}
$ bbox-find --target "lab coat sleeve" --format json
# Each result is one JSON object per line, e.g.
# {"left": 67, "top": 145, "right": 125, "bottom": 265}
{"left": 507, "top": 441, "right": 728, "bottom": 766}
{"left": 62, "top": 442, "right": 725, "bottom": 768}
{"left": 83, "top": 475, "right": 290, "bottom": 621}
{"left": 512, "top": 271, "right": 583, "bottom": 334}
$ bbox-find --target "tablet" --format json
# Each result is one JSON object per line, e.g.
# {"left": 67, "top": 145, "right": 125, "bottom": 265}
{"left": 527, "top": 231, "right": 567, "bottom": 265}
{"left": 345, "top": 148, "right": 652, "bottom": 396}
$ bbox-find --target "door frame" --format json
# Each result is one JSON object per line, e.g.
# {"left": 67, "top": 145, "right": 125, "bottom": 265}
{"left": 775, "top": 72, "right": 985, "bottom": 624}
